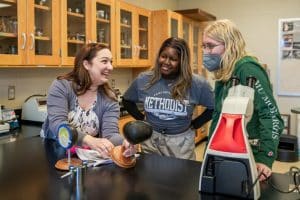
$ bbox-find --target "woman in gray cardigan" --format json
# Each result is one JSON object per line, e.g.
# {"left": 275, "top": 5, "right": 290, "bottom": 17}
{"left": 42, "top": 43, "right": 133, "bottom": 158}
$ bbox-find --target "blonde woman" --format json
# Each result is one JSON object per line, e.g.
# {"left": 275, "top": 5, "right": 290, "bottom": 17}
{"left": 202, "top": 19, "right": 284, "bottom": 181}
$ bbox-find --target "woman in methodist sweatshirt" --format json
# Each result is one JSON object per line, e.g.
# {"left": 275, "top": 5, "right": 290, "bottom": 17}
{"left": 41, "top": 43, "right": 133, "bottom": 158}
{"left": 122, "top": 37, "right": 214, "bottom": 160}
{"left": 202, "top": 19, "right": 284, "bottom": 181}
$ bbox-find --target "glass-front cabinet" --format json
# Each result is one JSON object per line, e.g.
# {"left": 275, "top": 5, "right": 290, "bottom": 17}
{"left": 138, "top": 14, "right": 150, "bottom": 64}
{"left": 0, "top": 0, "right": 60, "bottom": 65}
{"left": 61, "top": 0, "right": 87, "bottom": 65}
{"left": 119, "top": 7, "right": 133, "bottom": 62}
{"left": 170, "top": 12, "right": 182, "bottom": 38}
{"left": 93, "top": 0, "right": 115, "bottom": 56}
{"left": 116, "top": 1, "right": 151, "bottom": 67}
{"left": 61, "top": 0, "right": 115, "bottom": 66}
{"left": 183, "top": 21, "right": 190, "bottom": 44}
{"left": 0, "top": 0, "right": 151, "bottom": 67}
{"left": 0, "top": 0, "right": 21, "bottom": 65}
{"left": 151, "top": 10, "right": 182, "bottom": 62}
{"left": 60, "top": 0, "right": 152, "bottom": 67}
{"left": 182, "top": 17, "right": 203, "bottom": 75}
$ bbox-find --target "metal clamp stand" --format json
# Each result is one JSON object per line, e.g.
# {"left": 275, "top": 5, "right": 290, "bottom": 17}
{"left": 56, "top": 124, "right": 87, "bottom": 199}
{"left": 61, "top": 160, "right": 88, "bottom": 200}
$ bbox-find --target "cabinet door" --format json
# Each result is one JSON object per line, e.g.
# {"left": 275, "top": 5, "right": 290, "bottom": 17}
{"left": 151, "top": 10, "right": 183, "bottom": 65}
{"left": 169, "top": 11, "right": 182, "bottom": 38}
{"left": 61, "top": 0, "right": 87, "bottom": 65}
{"left": 183, "top": 20, "right": 191, "bottom": 44}
{"left": 182, "top": 16, "right": 193, "bottom": 62}
{"left": 116, "top": 1, "right": 151, "bottom": 67}
{"left": 135, "top": 7, "right": 151, "bottom": 66}
{"left": 27, "top": 0, "right": 60, "bottom": 65}
{"left": 92, "top": 0, "right": 115, "bottom": 57}
{"left": 0, "top": 0, "right": 25, "bottom": 65}
{"left": 116, "top": 1, "right": 134, "bottom": 66}
{"left": 0, "top": 0, "right": 60, "bottom": 66}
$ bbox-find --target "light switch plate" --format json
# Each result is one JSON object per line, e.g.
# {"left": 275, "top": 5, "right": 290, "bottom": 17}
{"left": 8, "top": 85, "right": 15, "bottom": 100}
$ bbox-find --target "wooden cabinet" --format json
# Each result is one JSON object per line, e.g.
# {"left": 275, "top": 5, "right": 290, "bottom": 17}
{"left": 61, "top": 0, "right": 117, "bottom": 66}
{"left": 182, "top": 18, "right": 203, "bottom": 75}
{"left": 61, "top": 0, "right": 116, "bottom": 66}
{"left": 192, "top": 22, "right": 211, "bottom": 143}
{"left": 60, "top": 0, "right": 151, "bottom": 67}
{"left": 115, "top": 1, "right": 151, "bottom": 67}
{"left": 0, "top": 0, "right": 60, "bottom": 66}
{"left": 61, "top": 0, "right": 87, "bottom": 65}
{"left": 92, "top": 0, "right": 116, "bottom": 58}
{"left": 0, "top": 0, "right": 151, "bottom": 67}
{"left": 151, "top": 10, "right": 182, "bottom": 58}
{"left": 180, "top": 11, "right": 216, "bottom": 143}
{"left": 182, "top": 17, "right": 209, "bottom": 143}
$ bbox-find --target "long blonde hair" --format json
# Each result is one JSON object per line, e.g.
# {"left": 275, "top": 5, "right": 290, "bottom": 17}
{"left": 204, "top": 19, "right": 247, "bottom": 81}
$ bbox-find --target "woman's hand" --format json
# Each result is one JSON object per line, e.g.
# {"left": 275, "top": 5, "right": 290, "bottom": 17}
{"left": 83, "top": 135, "right": 114, "bottom": 159}
{"left": 256, "top": 162, "right": 272, "bottom": 181}
{"left": 122, "top": 140, "right": 137, "bottom": 157}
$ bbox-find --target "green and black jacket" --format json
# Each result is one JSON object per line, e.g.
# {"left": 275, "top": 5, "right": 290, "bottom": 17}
{"left": 209, "top": 56, "right": 284, "bottom": 168}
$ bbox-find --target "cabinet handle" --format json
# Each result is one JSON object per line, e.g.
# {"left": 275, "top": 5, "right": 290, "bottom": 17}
{"left": 136, "top": 45, "right": 141, "bottom": 58}
{"left": 21, "top": 33, "right": 26, "bottom": 50}
{"left": 134, "top": 45, "right": 140, "bottom": 57}
{"left": 29, "top": 33, "right": 35, "bottom": 50}
{"left": 132, "top": 45, "right": 136, "bottom": 57}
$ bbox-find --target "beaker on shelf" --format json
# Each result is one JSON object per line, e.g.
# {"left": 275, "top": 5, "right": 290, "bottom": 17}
{"left": 8, "top": 45, "right": 17, "bottom": 54}
{"left": 98, "top": 29, "right": 105, "bottom": 43}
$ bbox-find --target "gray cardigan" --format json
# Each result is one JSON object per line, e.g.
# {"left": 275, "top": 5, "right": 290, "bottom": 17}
{"left": 42, "top": 79, "right": 123, "bottom": 146}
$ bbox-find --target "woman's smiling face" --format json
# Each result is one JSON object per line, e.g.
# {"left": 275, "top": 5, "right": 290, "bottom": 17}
{"left": 84, "top": 48, "right": 113, "bottom": 86}
{"left": 159, "top": 47, "right": 180, "bottom": 79}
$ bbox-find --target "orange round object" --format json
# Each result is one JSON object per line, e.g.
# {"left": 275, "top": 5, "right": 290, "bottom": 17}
{"left": 110, "top": 145, "right": 136, "bottom": 168}
{"left": 55, "top": 158, "right": 82, "bottom": 171}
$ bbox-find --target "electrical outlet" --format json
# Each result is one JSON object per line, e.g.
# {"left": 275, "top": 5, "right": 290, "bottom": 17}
{"left": 8, "top": 85, "right": 15, "bottom": 100}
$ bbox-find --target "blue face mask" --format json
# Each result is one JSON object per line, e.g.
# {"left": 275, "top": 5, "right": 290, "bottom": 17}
{"left": 203, "top": 54, "right": 222, "bottom": 72}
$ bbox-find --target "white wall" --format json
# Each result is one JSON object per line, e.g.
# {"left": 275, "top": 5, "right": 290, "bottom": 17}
{"left": 124, "top": 0, "right": 178, "bottom": 10}
{"left": 177, "top": 0, "right": 300, "bottom": 134}
{"left": 0, "top": 68, "right": 132, "bottom": 109}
